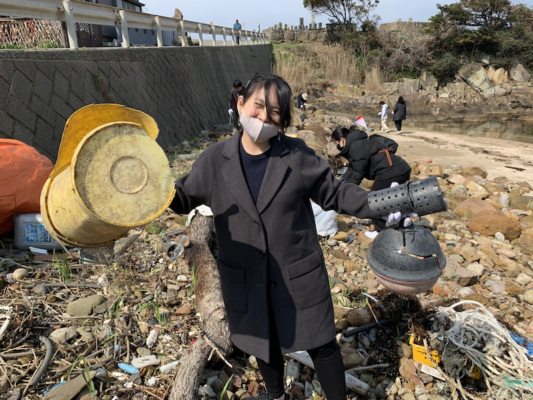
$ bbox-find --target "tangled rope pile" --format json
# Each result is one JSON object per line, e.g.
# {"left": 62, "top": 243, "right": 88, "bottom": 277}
{"left": 430, "top": 301, "right": 533, "bottom": 398}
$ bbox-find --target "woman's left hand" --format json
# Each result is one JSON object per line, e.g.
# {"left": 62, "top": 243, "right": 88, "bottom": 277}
{"left": 383, "top": 182, "right": 417, "bottom": 227}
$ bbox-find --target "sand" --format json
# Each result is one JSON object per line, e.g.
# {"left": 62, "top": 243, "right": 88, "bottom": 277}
{"left": 390, "top": 128, "right": 533, "bottom": 184}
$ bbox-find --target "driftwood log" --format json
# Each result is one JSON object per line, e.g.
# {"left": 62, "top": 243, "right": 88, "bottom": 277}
{"left": 169, "top": 214, "right": 232, "bottom": 400}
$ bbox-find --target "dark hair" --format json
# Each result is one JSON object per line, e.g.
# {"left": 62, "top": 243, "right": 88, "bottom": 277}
{"left": 332, "top": 127, "right": 351, "bottom": 142}
{"left": 233, "top": 79, "right": 242, "bottom": 88}
{"left": 379, "top": 101, "right": 385, "bottom": 105}
{"left": 241, "top": 74, "right": 292, "bottom": 133}
{"left": 397, "top": 96, "right": 405, "bottom": 104}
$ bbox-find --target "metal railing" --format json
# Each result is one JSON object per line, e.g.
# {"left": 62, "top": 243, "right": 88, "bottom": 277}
{"left": 0, "top": 0, "right": 269, "bottom": 49}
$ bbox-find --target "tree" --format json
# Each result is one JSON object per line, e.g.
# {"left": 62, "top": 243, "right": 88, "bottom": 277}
{"left": 426, "top": 0, "right": 533, "bottom": 56}
{"left": 303, "top": 0, "right": 381, "bottom": 30}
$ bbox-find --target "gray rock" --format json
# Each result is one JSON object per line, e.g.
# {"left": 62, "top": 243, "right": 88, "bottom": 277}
{"left": 491, "top": 280, "right": 506, "bottom": 294}
{"left": 311, "top": 379, "right": 322, "bottom": 396}
{"left": 510, "top": 62, "right": 532, "bottom": 83}
{"left": 49, "top": 328, "right": 78, "bottom": 344}
{"left": 373, "top": 385, "right": 386, "bottom": 400}
{"left": 304, "top": 381, "right": 314, "bottom": 398}
{"left": 451, "top": 185, "right": 468, "bottom": 196}
{"left": 32, "top": 285, "right": 49, "bottom": 296}
{"left": 137, "top": 347, "right": 152, "bottom": 357}
{"left": 459, "top": 63, "right": 492, "bottom": 93}
{"left": 44, "top": 371, "right": 96, "bottom": 400}
{"left": 284, "top": 359, "right": 300, "bottom": 383}
{"left": 66, "top": 295, "right": 105, "bottom": 317}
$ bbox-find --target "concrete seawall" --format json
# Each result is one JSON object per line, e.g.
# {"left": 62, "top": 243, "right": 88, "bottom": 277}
{"left": 0, "top": 45, "right": 272, "bottom": 161}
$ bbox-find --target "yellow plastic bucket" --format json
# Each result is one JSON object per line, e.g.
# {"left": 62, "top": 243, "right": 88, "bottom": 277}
{"left": 40, "top": 104, "right": 175, "bottom": 247}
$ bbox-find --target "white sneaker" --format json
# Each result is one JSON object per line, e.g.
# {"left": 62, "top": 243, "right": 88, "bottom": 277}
{"left": 365, "top": 231, "right": 379, "bottom": 240}
{"left": 396, "top": 131, "right": 402, "bottom": 134}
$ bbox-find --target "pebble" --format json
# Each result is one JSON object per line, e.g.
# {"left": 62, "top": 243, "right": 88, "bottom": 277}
{"left": 491, "top": 281, "right": 506, "bottom": 294}
{"left": 524, "top": 290, "right": 533, "bottom": 305}
{"left": 12, "top": 268, "right": 29, "bottom": 281}
{"left": 495, "top": 232, "right": 505, "bottom": 242}
{"left": 516, "top": 273, "right": 533, "bottom": 286}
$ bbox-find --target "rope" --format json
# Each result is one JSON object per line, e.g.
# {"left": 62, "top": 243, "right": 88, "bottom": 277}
{"left": 429, "top": 301, "right": 533, "bottom": 398}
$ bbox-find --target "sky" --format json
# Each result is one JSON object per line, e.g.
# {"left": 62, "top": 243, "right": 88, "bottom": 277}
{"left": 140, "top": 0, "right": 533, "bottom": 31}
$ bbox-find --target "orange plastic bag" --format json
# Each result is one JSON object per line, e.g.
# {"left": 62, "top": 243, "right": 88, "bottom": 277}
{"left": 0, "top": 140, "right": 54, "bottom": 235}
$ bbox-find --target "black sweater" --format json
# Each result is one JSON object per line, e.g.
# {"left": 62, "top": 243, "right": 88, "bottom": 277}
{"left": 338, "top": 130, "right": 411, "bottom": 185}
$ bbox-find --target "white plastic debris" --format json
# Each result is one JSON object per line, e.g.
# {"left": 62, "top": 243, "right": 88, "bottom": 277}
{"left": 160, "top": 360, "right": 180, "bottom": 373}
{"left": 146, "top": 377, "right": 158, "bottom": 387}
{"left": 177, "top": 275, "right": 188, "bottom": 281}
{"left": 199, "top": 385, "right": 216, "bottom": 398}
{"left": 131, "top": 355, "right": 160, "bottom": 369}
{"left": 112, "top": 372, "right": 127, "bottom": 381}
{"left": 0, "top": 306, "right": 13, "bottom": 338}
{"left": 124, "top": 382, "right": 134, "bottom": 389}
{"left": 146, "top": 330, "right": 159, "bottom": 348}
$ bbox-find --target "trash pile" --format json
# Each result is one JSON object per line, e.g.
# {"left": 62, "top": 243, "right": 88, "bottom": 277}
{"left": 2, "top": 106, "right": 533, "bottom": 400}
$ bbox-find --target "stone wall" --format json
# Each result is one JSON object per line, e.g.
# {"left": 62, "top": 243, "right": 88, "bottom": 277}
{"left": 379, "top": 21, "right": 427, "bottom": 37}
{"left": 268, "top": 29, "right": 327, "bottom": 44}
{"left": 0, "top": 45, "right": 272, "bottom": 162}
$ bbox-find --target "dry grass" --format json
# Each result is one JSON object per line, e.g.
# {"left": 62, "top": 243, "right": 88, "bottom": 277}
{"left": 365, "top": 66, "right": 383, "bottom": 93}
{"left": 273, "top": 43, "right": 362, "bottom": 94}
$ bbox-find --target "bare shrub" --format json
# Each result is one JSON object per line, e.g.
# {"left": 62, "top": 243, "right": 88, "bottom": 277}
{"left": 365, "top": 66, "right": 382, "bottom": 92}
{"left": 273, "top": 43, "right": 361, "bottom": 93}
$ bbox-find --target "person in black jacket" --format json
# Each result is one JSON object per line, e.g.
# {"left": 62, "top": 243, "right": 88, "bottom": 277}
{"left": 393, "top": 96, "right": 407, "bottom": 133}
{"left": 228, "top": 79, "right": 243, "bottom": 130}
{"left": 297, "top": 92, "right": 308, "bottom": 110}
{"left": 332, "top": 126, "right": 411, "bottom": 237}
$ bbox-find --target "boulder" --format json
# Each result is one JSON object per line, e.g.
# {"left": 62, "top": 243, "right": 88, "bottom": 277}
{"left": 460, "top": 167, "right": 488, "bottom": 179}
{"left": 454, "top": 197, "right": 498, "bottom": 220}
{"left": 302, "top": 123, "right": 329, "bottom": 145}
{"left": 459, "top": 63, "right": 492, "bottom": 93}
{"left": 297, "top": 130, "right": 318, "bottom": 143}
{"left": 448, "top": 175, "right": 466, "bottom": 185}
{"left": 465, "top": 181, "right": 489, "bottom": 199}
{"left": 468, "top": 212, "right": 522, "bottom": 240}
{"left": 515, "top": 235, "right": 533, "bottom": 254}
{"left": 510, "top": 196, "right": 533, "bottom": 212}
{"left": 520, "top": 215, "right": 533, "bottom": 230}
{"left": 510, "top": 62, "right": 532, "bottom": 83}
{"left": 488, "top": 67, "right": 509, "bottom": 85}
{"left": 399, "top": 79, "right": 421, "bottom": 94}
{"left": 425, "top": 165, "right": 444, "bottom": 178}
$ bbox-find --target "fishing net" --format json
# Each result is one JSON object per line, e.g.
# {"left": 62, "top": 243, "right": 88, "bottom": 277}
{"left": 429, "top": 301, "right": 533, "bottom": 399}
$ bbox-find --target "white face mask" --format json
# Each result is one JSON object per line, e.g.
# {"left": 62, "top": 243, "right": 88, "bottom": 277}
{"left": 239, "top": 101, "right": 279, "bottom": 143}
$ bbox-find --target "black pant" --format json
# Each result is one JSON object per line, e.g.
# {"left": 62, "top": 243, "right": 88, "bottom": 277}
{"left": 370, "top": 170, "right": 411, "bottom": 232}
{"left": 236, "top": 36, "right": 240, "bottom": 45}
{"left": 256, "top": 312, "right": 345, "bottom": 400}
{"left": 395, "top": 120, "right": 402, "bottom": 131}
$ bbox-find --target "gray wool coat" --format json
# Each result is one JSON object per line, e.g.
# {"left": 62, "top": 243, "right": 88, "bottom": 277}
{"left": 170, "top": 132, "right": 372, "bottom": 363}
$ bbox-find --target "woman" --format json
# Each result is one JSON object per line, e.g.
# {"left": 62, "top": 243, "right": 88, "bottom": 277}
{"left": 332, "top": 126, "right": 411, "bottom": 238}
{"left": 393, "top": 96, "right": 407, "bottom": 133}
{"left": 170, "top": 74, "right": 405, "bottom": 400}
